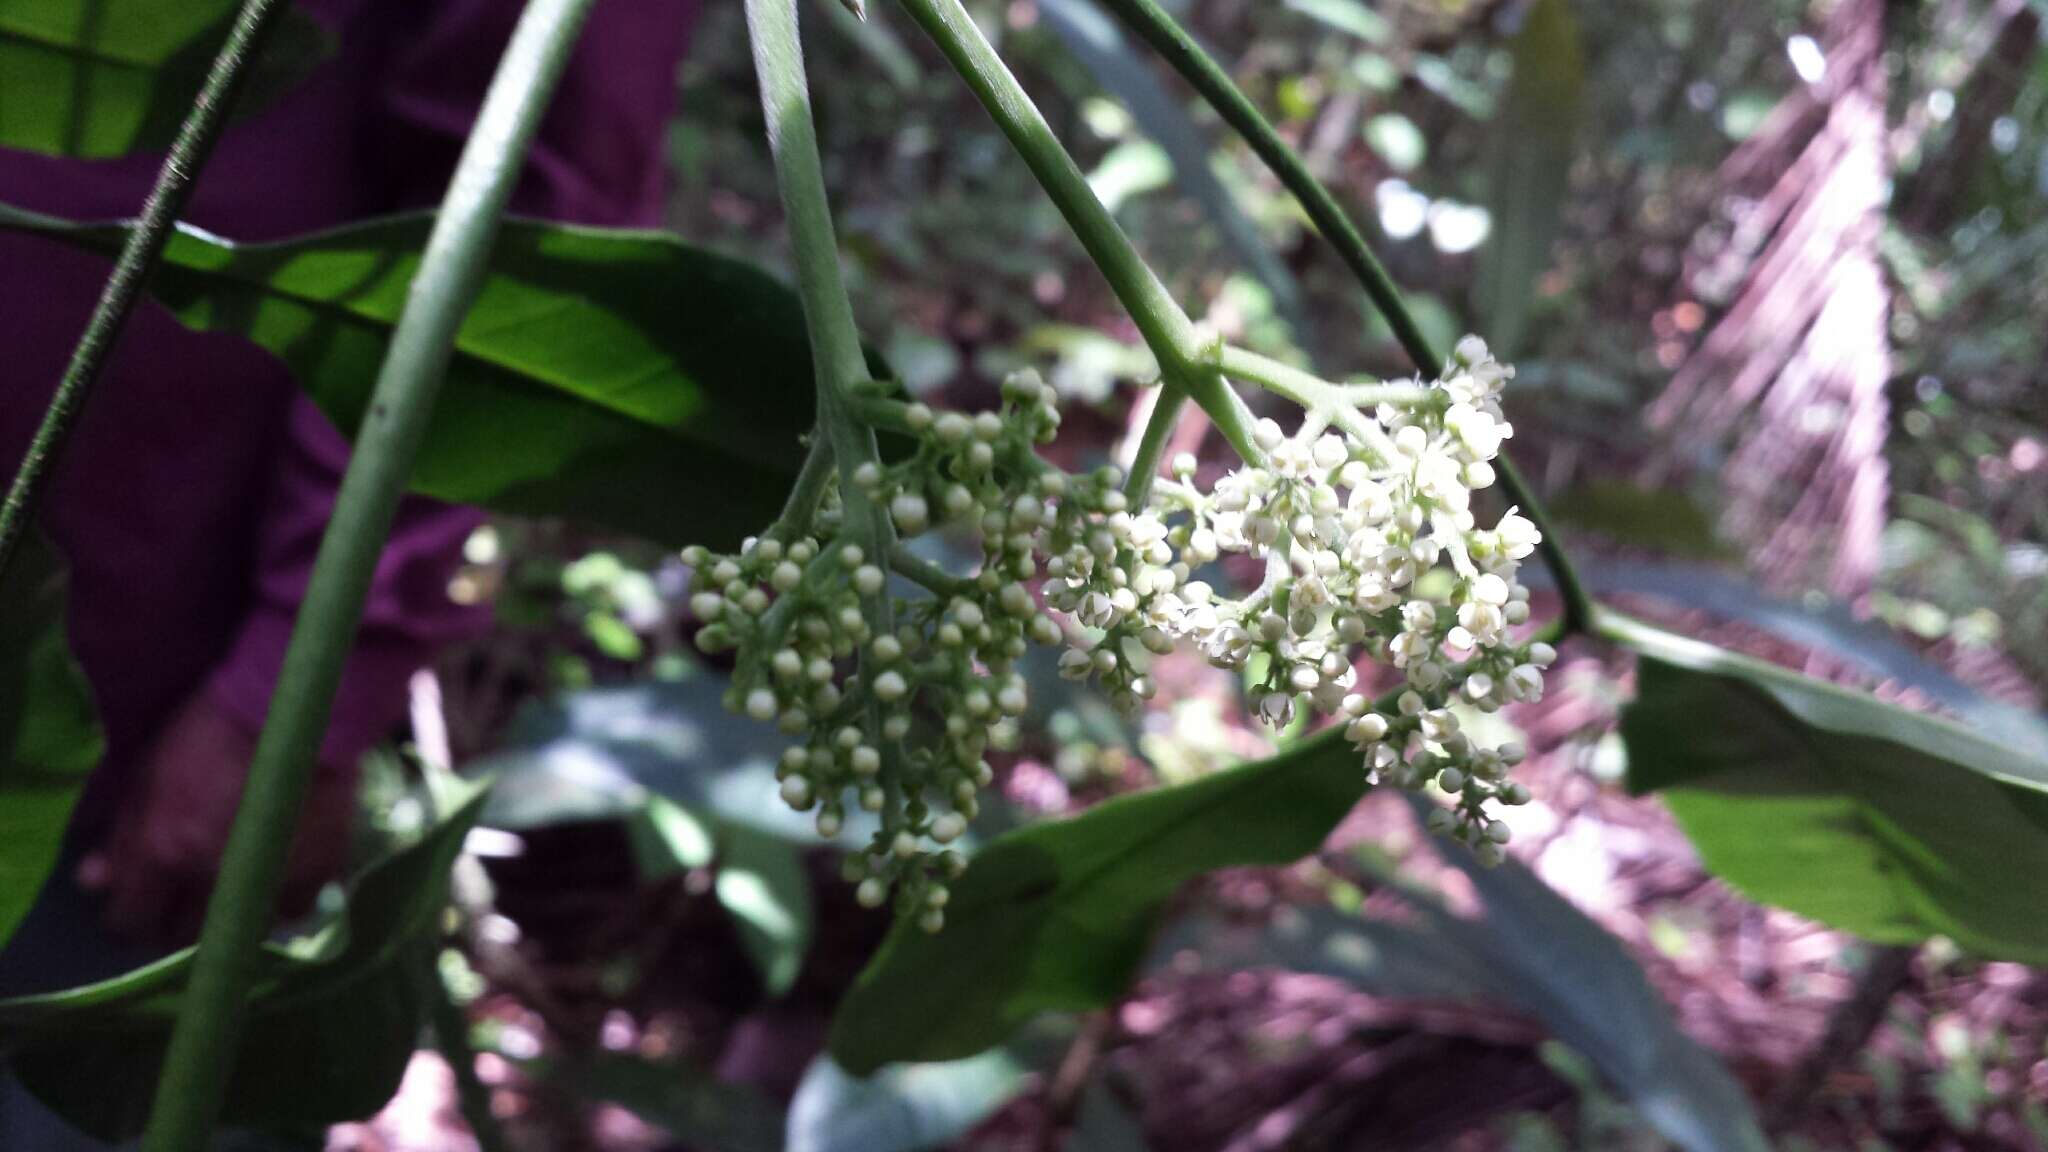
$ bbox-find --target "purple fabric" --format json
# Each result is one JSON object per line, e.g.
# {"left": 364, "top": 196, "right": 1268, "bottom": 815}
{"left": 0, "top": 0, "right": 695, "bottom": 817}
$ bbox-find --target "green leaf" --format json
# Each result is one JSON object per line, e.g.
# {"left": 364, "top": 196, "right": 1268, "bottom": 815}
{"left": 0, "top": 204, "right": 821, "bottom": 549}
{"left": 787, "top": 1051, "right": 1027, "bottom": 1152}
{"left": 543, "top": 1052, "right": 786, "bottom": 1152}
{"left": 0, "top": 777, "right": 491, "bottom": 1140}
{"left": 0, "top": 0, "right": 332, "bottom": 158}
{"left": 476, "top": 679, "right": 880, "bottom": 849}
{"left": 1614, "top": 614, "right": 2048, "bottom": 963}
{"left": 827, "top": 730, "right": 1363, "bottom": 1074}
{"left": 1473, "top": 0, "right": 1583, "bottom": 356}
{"left": 717, "top": 823, "right": 814, "bottom": 998}
{"left": 1159, "top": 815, "right": 1768, "bottom": 1152}
{"left": 0, "top": 533, "right": 103, "bottom": 951}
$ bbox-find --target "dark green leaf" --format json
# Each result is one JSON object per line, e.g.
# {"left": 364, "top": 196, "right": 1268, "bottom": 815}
{"left": 0, "top": 0, "right": 332, "bottom": 158}
{"left": 0, "top": 778, "right": 491, "bottom": 1140}
{"left": 827, "top": 730, "right": 1363, "bottom": 1074}
{"left": 787, "top": 1052, "right": 1026, "bottom": 1152}
{"left": 1614, "top": 614, "right": 2048, "bottom": 962}
{"left": 0, "top": 204, "right": 820, "bottom": 549}
{"left": 0, "top": 533, "right": 103, "bottom": 951}
{"left": 1474, "top": 0, "right": 1583, "bottom": 356}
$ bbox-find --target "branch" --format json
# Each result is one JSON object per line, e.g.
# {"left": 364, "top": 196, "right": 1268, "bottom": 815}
{"left": 139, "top": 2, "right": 599, "bottom": 1147}
{"left": 0, "top": 0, "right": 290, "bottom": 578}
{"left": 1091, "top": 0, "right": 1595, "bottom": 635}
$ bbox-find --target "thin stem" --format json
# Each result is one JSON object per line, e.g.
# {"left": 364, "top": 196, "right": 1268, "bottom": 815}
{"left": 1220, "top": 345, "right": 1394, "bottom": 461}
{"left": 774, "top": 432, "right": 835, "bottom": 539}
{"left": 746, "top": 0, "right": 907, "bottom": 831}
{"left": 1122, "top": 385, "right": 1186, "bottom": 504}
{"left": 890, "top": 0, "right": 1203, "bottom": 380}
{"left": 889, "top": 0, "right": 1261, "bottom": 466}
{"left": 139, "top": 2, "right": 597, "bottom": 1148}
{"left": 1092, "top": 0, "right": 1595, "bottom": 635}
{"left": 0, "top": 0, "right": 289, "bottom": 579}
{"left": 890, "top": 545, "right": 973, "bottom": 598}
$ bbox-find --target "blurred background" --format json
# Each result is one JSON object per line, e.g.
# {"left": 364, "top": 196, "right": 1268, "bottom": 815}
{"left": 331, "top": 0, "right": 2048, "bottom": 1148}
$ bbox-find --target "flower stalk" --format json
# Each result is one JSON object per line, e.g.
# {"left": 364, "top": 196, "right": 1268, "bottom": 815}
{"left": 139, "top": 2, "right": 598, "bottom": 1147}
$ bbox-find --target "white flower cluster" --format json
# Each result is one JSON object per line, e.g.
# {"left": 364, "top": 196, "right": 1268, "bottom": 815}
{"left": 688, "top": 335, "right": 1551, "bottom": 932}
{"left": 688, "top": 371, "right": 1131, "bottom": 928}
{"left": 1047, "top": 336, "right": 1554, "bottom": 859}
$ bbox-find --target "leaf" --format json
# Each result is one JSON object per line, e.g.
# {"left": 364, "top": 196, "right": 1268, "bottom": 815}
{"left": 787, "top": 1051, "right": 1027, "bottom": 1152}
{"left": 1614, "top": 614, "right": 2048, "bottom": 963}
{"left": 717, "top": 824, "right": 814, "bottom": 998}
{"left": 1036, "top": 0, "right": 1308, "bottom": 338}
{"left": 548, "top": 1052, "right": 786, "bottom": 1152}
{"left": 1161, "top": 813, "right": 1769, "bottom": 1152}
{"left": 1282, "top": 0, "right": 1389, "bottom": 44}
{"left": 1473, "top": 0, "right": 1583, "bottom": 356}
{"left": 479, "top": 679, "right": 833, "bottom": 995}
{"left": 475, "top": 678, "right": 879, "bottom": 849}
{"left": 827, "top": 730, "right": 1364, "bottom": 1074}
{"left": 0, "top": 204, "right": 821, "bottom": 549}
{"left": 0, "top": 533, "right": 104, "bottom": 951}
{"left": 0, "top": 777, "right": 492, "bottom": 1140}
{"left": 0, "top": 0, "right": 332, "bottom": 158}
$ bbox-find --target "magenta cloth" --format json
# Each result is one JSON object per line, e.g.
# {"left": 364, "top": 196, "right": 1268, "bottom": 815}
{"left": 0, "top": 0, "right": 695, "bottom": 819}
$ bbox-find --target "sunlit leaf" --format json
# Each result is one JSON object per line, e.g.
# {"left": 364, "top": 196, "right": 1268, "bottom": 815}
{"left": 0, "top": 778, "right": 490, "bottom": 1139}
{"left": 1614, "top": 614, "right": 2048, "bottom": 962}
{"left": 0, "top": 0, "right": 331, "bottom": 158}
{"left": 0, "top": 534, "right": 103, "bottom": 951}
{"left": 0, "top": 204, "right": 822, "bottom": 549}
{"left": 828, "top": 731, "right": 1363, "bottom": 1073}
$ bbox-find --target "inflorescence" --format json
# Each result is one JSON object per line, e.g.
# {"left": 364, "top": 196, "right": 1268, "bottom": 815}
{"left": 684, "top": 336, "right": 1554, "bottom": 927}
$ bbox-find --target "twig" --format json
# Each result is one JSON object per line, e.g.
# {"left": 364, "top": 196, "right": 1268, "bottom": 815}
{"left": 0, "top": 0, "right": 290, "bottom": 578}
{"left": 1765, "top": 943, "right": 1918, "bottom": 1130}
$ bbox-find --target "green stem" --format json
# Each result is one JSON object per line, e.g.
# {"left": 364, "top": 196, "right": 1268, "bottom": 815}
{"left": 889, "top": 0, "right": 1261, "bottom": 466}
{"left": 746, "top": 0, "right": 907, "bottom": 833}
{"left": 1122, "top": 385, "right": 1186, "bottom": 504}
{"left": 0, "top": 0, "right": 289, "bottom": 580}
{"left": 139, "top": 3, "right": 597, "bottom": 1148}
{"left": 1093, "top": 0, "right": 1595, "bottom": 635}
{"left": 890, "top": 544, "right": 973, "bottom": 598}
{"left": 774, "top": 432, "right": 836, "bottom": 539}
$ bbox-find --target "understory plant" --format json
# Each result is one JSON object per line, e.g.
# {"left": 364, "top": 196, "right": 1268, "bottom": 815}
{"left": 2, "top": 0, "right": 2046, "bottom": 1148}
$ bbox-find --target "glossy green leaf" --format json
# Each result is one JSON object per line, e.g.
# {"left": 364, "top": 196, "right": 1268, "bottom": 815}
{"left": 1474, "top": 0, "right": 1583, "bottom": 356}
{"left": 827, "top": 730, "right": 1363, "bottom": 1074}
{"left": 0, "top": 534, "right": 103, "bottom": 951}
{"left": 0, "top": 777, "right": 491, "bottom": 1139}
{"left": 787, "top": 1051, "right": 1026, "bottom": 1152}
{"left": 1614, "top": 614, "right": 2048, "bottom": 962}
{"left": 0, "top": 204, "right": 820, "bottom": 549}
{"left": 0, "top": 0, "right": 331, "bottom": 158}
